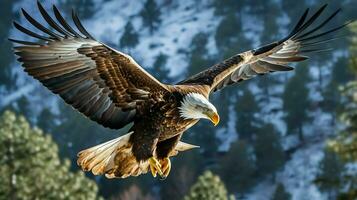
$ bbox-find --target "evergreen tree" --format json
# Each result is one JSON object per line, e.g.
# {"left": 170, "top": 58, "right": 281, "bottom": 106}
{"left": 315, "top": 149, "right": 344, "bottom": 199}
{"left": 150, "top": 53, "right": 171, "bottom": 83}
{"left": 212, "top": 0, "right": 245, "bottom": 16}
{"left": 326, "top": 22, "right": 357, "bottom": 199}
{"left": 214, "top": 13, "right": 250, "bottom": 56}
{"left": 140, "top": 0, "right": 161, "bottom": 34}
{"left": 114, "top": 184, "right": 154, "bottom": 200}
{"left": 37, "top": 107, "right": 56, "bottom": 134}
{"left": 254, "top": 123, "right": 285, "bottom": 177}
{"left": 282, "top": 63, "right": 311, "bottom": 141}
{"left": 235, "top": 88, "right": 260, "bottom": 140}
{"left": 184, "top": 171, "right": 232, "bottom": 200}
{"left": 0, "top": 111, "right": 101, "bottom": 200}
{"left": 0, "top": 0, "right": 19, "bottom": 90}
{"left": 119, "top": 22, "right": 139, "bottom": 52}
{"left": 271, "top": 183, "right": 291, "bottom": 200}
{"left": 187, "top": 32, "right": 212, "bottom": 75}
{"left": 61, "top": 0, "right": 95, "bottom": 19}
{"left": 160, "top": 150, "right": 203, "bottom": 200}
{"left": 219, "top": 141, "right": 256, "bottom": 193}
{"left": 322, "top": 57, "right": 353, "bottom": 124}
{"left": 13, "top": 96, "right": 32, "bottom": 121}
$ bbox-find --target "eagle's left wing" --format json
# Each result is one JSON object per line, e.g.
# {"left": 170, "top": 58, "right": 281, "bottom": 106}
{"left": 179, "top": 5, "right": 352, "bottom": 93}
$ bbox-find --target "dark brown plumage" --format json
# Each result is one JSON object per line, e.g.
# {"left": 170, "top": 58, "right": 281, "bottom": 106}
{"left": 10, "top": 2, "right": 351, "bottom": 179}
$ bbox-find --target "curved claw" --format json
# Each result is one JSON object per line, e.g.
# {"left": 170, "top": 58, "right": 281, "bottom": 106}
{"left": 149, "top": 157, "right": 163, "bottom": 178}
{"left": 159, "top": 157, "right": 171, "bottom": 180}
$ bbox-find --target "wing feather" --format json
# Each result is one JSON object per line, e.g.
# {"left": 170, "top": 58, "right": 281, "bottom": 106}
{"left": 10, "top": 2, "right": 168, "bottom": 129}
{"left": 179, "top": 4, "right": 351, "bottom": 93}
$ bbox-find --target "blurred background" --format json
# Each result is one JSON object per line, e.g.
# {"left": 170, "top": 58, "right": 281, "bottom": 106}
{"left": 0, "top": 0, "right": 357, "bottom": 199}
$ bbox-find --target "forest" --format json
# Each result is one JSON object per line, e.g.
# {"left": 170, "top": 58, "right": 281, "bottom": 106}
{"left": 0, "top": 0, "right": 356, "bottom": 199}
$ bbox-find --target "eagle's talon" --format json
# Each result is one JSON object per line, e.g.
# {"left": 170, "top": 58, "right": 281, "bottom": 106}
{"left": 149, "top": 157, "right": 163, "bottom": 178}
{"left": 159, "top": 157, "right": 171, "bottom": 179}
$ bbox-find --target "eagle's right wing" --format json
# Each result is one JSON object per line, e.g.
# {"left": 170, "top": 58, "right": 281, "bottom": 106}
{"left": 10, "top": 2, "right": 169, "bottom": 129}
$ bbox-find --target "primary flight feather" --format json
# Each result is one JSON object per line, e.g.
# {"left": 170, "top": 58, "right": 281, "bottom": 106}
{"left": 9, "top": 2, "right": 351, "bottom": 179}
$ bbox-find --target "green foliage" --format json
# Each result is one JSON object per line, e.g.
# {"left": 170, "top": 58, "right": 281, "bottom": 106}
{"left": 0, "top": 0, "right": 19, "bottom": 90}
{"left": 214, "top": 13, "right": 250, "bottom": 56}
{"left": 254, "top": 124, "right": 285, "bottom": 177}
{"left": 315, "top": 149, "right": 344, "bottom": 197}
{"left": 37, "top": 107, "right": 56, "bottom": 134}
{"left": 0, "top": 111, "right": 101, "bottom": 200}
{"left": 322, "top": 57, "right": 353, "bottom": 115}
{"left": 319, "top": 21, "right": 357, "bottom": 199}
{"left": 184, "top": 171, "right": 232, "bottom": 200}
{"left": 219, "top": 141, "right": 256, "bottom": 193}
{"left": 140, "top": 0, "right": 161, "bottom": 34}
{"left": 282, "top": 63, "right": 311, "bottom": 140}
{"left": 60, "top": 0, "right": 95, "bottom": 19}
{"left": 212, "top": 0, "right": 245, "bottom": 16}
{"left": 120, "top": 22, "right": 139, "bottom": 51}
{"left": 351, "top": 22, "right": 357, "bottom": 73}
{"left": 150, "top": 53, "right": 171, "bottom": 83}
{"left": 187, "top": 32, "right": 213, "bottom": 75}
{"left": 160, "top": 151, "right": 203, "bottom": 200}
{"left": 271, "top": 183, "right": 291, "bottom": 200}
{"left": 235, "top": 88, "right": 260, "bottom": 140}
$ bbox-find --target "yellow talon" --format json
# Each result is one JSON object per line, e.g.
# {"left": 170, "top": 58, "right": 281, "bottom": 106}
{"left": 149, "top": 157, "right": 163, "bottom": 178}
{"left": 160, "top": 157, "right": 171, "bottom": 179}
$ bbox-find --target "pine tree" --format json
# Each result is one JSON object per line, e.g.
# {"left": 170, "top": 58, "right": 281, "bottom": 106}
{"left": 61, "top": 0, "right": 95, "bottom": 20}
{"left": 322, "top": 57, "right": 353, "bottom": 125}
{"left": 282, "top": 63, "right": 311, "bottom": 141}
{"left": 37, "top": 107, "right": 56, "bottom": 134}
{"left": 140, "top": 0, "right": 161, "bottom": 34}
{"left": 119, "top": 22, "right": 139, "bottom": 52}
{"left": 214, "top": 13, "right": 250, "bottom": 56}
{"left": 150, "top": 53, "right": 171, "bottom": 83}
{"left": 0, "top": 111, "right": 102, "bottom": 200}
{"left": 187, "top": 32, "right": 212, "bottom": 75}
{"left": 315, "top": 149, "right": 344, "bottom": 199}
{"left": 254, "top": 123, "right": 285, "bottom": 177}
{"left": 326, "top": 22, "right": 357, "bottom": 199}
{"left": 0, "top": 0, "right": 20, "bottom": 90}
{"left": 235, "top": 88, "right": 260, "bottom": 140}
{"left": 13, "top": 96, "right": 32, "bottom": 121}
{"left": 212, "top": 0, "right": 245, "bottom": 16}
{"left": 184, "top": 171, "right": 231, "bottom": 200}
{"left": 271, "top": 183, "right": 291, "bottom": 200}
{"left": 219, "top": 141, "right": 256, "bottom": 193}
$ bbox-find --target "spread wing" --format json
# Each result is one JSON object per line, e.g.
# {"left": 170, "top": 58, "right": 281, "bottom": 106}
{"left": 179, "top": 5, "right": 352, "bottom": 93}
{"left": 10, "top": 2, "right": 169, "bottom": 129}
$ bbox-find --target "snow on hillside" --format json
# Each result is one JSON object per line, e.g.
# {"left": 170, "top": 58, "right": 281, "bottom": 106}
{"left": 246, "top": 142, "right": 327, "bottom": 200}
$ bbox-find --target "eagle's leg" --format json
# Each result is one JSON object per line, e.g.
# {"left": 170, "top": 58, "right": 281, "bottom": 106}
{"left": 156, "top": 134, "right": 182, "bottom": 179}
{"left": 149, "top": 157, "right": 163, "bottom": 177}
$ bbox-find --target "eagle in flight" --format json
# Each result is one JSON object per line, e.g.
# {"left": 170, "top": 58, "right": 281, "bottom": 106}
{"left": 10, "top": 2, "right": 351, "bottom": 179}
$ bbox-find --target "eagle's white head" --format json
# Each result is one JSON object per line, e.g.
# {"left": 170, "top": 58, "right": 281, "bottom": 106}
{"left": 179, "top": 93, "right": 220, "bottom": 126}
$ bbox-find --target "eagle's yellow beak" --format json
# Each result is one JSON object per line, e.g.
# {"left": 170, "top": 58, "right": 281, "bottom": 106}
{"left": 208, "top": 112, "right": 220, "bottom": 126}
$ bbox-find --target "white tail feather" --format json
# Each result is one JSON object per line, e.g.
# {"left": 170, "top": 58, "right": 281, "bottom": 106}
{"left": 170, "top": 141, "right": 200, "bottom": 156}
{"left": 77, "top": 132, "right": 150, "bottom": 178}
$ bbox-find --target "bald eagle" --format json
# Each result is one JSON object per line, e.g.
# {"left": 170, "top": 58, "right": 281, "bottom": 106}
{"left": 10, "top": 2, "right": 352, "bottom": 179}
